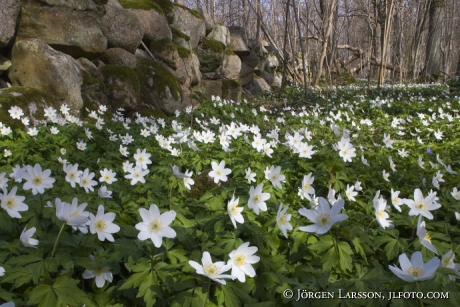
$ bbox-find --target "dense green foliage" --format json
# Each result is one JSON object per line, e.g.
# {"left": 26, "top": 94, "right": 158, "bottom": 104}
{"left": 0, "top": 84, "right": 459, "bottom": 306}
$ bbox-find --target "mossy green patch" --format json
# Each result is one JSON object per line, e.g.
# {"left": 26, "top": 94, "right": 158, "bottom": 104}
{"left": 0, "top": 87, "right": 58, "bottom": 129}
{"left": 137, "top": 106, "right": 168, "bottom": 119}
{"left": 173, "top": 3, "right": 204, "bottom": 20}
{"left": 170, "top": 26, "right": 190, "bottom": 42}
{"left": 136, "top": 58, "right": 182, "bottom": 101}
{"left": 201, "top": 39, "right": 225, "bottom": 54}
{"left": 190, "top": 90, "right": 207, "bottom": 102}
{"left": 100, "top": 65, "right": 141, "bottom": 109}
{"left": 154, "top": 0, "right": 174, "bottom": 15}
{"left": 222, "top": 79, "right": 241, "bottom": 92}
{"left": 150, "top": 38, "right": 177, "bottom": 54}
{"left": 177, "top": 46, "right": 191, "bottom": 58}
{"left": 118, "top": 0, "right": 164, "bottom": 14}
{"left": 82, "top": 70, "right": 103, "bottom": 87}
{"left": 225, "top": 49, "right": 236, "bottom": 56}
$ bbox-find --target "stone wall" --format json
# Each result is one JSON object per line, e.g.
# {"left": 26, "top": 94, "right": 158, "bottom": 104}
{"left": 0, "top": 0, "right": 286, "bottom": 116}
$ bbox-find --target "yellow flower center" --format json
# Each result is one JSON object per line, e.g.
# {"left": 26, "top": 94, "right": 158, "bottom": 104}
{"left": 378, "top": 209, "right": 386, "bottom": 219}
{"left": 230, "top": 204, "right": 240, "bottom": 215}
{"left": 95, "top": 264, "right": 105, "bottom": 275}
{"left": 425, "top": 232, "right": 432, "bottom": 242}
{"left": 279, "top": 215, "right": 288, "bottom": 225}
{"left": 82, "top": 178, "right": 89, "bottom": 185}
{"left": 33, "top": 176, "right": 43, "bottom": 185}
{"left": 70, "top": 211, "right": 81, "bottom": 217}
{"left": 150, "top": 220, "right": 162, "bottom": 233}
{"left": 6, "top": 197, "right": 16, "bottom": 209}
{"left": 235, "top": 254, "right": 246, "bottom": 266}
{"left": 317, "top": 213, "right": 330, "bottom": 226}
{"left": 95, "top": 220, "right": 107, "bottom": 232}
{"left": 204, "top": 263, "right": 220, "bottom": 276}
{"left": 105, "top": 175, "right": 111, "bottom": 181}
{"left": 443, "top": 257, "right": 452, "bottom": 267}
{"left": 416, "top": 201, "right": 427, "bottom": 210}
{"left": 254, "top": 195, "right": 262, "bottom": 203}
{"left": 407, "top": 266, "right": 424, "bottom": 277}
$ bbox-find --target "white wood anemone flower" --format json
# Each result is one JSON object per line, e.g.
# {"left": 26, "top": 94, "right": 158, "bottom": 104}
{"left": 228, "top": 242, "right": 260, "bottom": 283}
{"left": 82, "top": 255, "right": 113, "bottom": 288}
{"left": 89, "top": 205, "right": 120, "bottom": 242}
{"left": 135, "top": 204, "right": 177, "bottom": 248}
{"left": 298, "top": 197, "right": 348, "bottom": 235}
{"left": 389, "top": 251, "right": 440, "bottom": 282}
{"left": 188, "top": 252, "right": 233, "bottom": 285}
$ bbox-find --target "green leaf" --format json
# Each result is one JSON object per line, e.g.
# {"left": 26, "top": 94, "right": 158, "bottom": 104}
{"left": 220, "top": 285, "right": 241, "bottom": 307}
{"left": 337, "top": 241, "right": 353, "bottom": 272}
{"left": 27, "top": 284, "right": 57, "bottom": 307}
{"left": 53, "top": 276, "right": 90, "bottom": 306}
{"left": 309, "top": 235, "right": 334, "bottom": 254}
{"left": 119, "top": 270, "right": 150, "bottom": 290}
{"left": 351, "top": 237, "right": 367, "bottom": 261}
{"left": 167, "top": 249, "right": 188, "bottom": 265}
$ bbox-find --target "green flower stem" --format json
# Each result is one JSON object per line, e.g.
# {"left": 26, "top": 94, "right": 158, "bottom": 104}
{"left": 331, "top": 232, "right": 341, "bottom": 272}
{"left": 204, "top": 278, "right": 211, "bottom": 307}
{"left": 51, "top": 223, "right": 66, "bottom": 258}
{"left": 415, "top": 281, "right": 424, "bottom": 307}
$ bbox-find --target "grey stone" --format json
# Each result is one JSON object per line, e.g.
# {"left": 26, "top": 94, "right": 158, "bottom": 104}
{"left": 228, "top": 26, "right": 250, "bottom": 56}
{"left": 171, "top": 5, "right": 206, "bottom": 48}
{"left": 16, "top": 0, "right": 107, "bottom": 59}
{"left": 100, "top": 48, "right": 137, "bottom": 69}
{"left": 131, "top": 9, "right": 172, "bottom": 44}
{"left": 0, "top": 0, "right": 20, "bottom": 48}
{"left": 8, "top": 39, "right": 84, "bottom": 111}
{"left": 207, "top": 25, "right": 231, "bottom": 47}
{"left": 101, "top": 2, "right": 143, "bottom": 53}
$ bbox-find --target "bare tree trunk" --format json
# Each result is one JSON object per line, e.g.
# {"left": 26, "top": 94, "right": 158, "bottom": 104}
{"left": 408, "top": 1, "right": 429, "bottom": 80}
{"left": 392, "top": 0, "right": 404, "bottom": 82}
{"left": 456, "top": 51, "right": 460, "bottom": 77}
{"left": 255, "top": 0, "right": 262, "bottom": 41}
{"left": 293, "top": 0, "right": 308, "bottom": 95}
{"left": 280, "top": 0, "right": 291, "bottom": 93}
{"left": 423, "top": 0, "right": 446, "bottom": 81}
{"left": 379, "top": 0, "right": 394, "bottom": 87}
{"left": 313, "top": 0, "right": 337, "bottom": 86}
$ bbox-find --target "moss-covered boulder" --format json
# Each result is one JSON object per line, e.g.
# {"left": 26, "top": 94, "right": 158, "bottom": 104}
{"left": 101, "top": 1, "right": 143, "bottom": 53}
{"left": 200, "top": 78, "right": 241, "bottom": 103}
{"left": 149, "top": 39, "right": 200, "bottom": 88}
{"left": 135, "top": 58, "right": 185, "bottom": 115}
{"left": 171, "top": 4, "right": 205, "bottom": 48}
{"left": 0, "top": 87, "right": 59, "bottom": 129}
{"left": 118, "top": 0, "right": 164, "bottom": 13}
{"left": 130, "top": 8, "right": 172, "bottom": 44}
{"left": 228, "top": 26, "right": 250, "bottom": 56}
{"left": 150, "top": 38, "right": 180, "bottom": 70}
{"left": 171, "top": 27, "right": 192, "bottom": 51}
{"left": 100, "top": 48, "right": 137, "bottom": 69}
{"left": 16, "top": 0, "right": 107, "bottom": 59}
{"left": 9, "top": 39, "right": 84, "bottom": 111}
{"left": 100, "top": 65, "right": 140, "bottom": 110}
{"left": 206, "top": 25, "right": 231, "bottom": 47}
{"left": 175, "top": 53, "right": 202, "bottom": 88}
{"left": 222, "top": 79, "right": 241, "bottom": 103}
{"left": 244, "top": 75, "right": 270, "bottom": 96}
{"left": 196, "top": 39, "right": 225, "bottom": 73}
{"left": 80, "top": 70, "right": 109, "bottom": 116}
